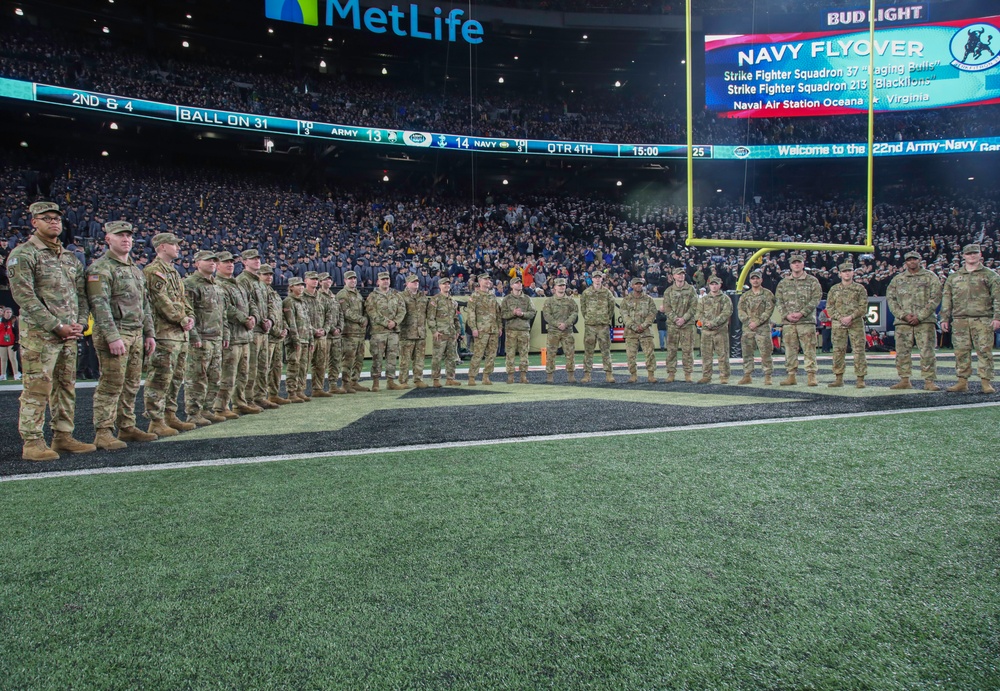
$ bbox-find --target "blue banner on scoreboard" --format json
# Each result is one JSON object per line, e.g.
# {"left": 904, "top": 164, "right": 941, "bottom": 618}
{"left": 706, "top": 14, "right": 1000, "bottom": 118}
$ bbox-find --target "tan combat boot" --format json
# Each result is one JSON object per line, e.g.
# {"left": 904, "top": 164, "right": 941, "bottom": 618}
{"left": 166, "top": 412, "right": 197, "bottom": 431}
{"left": 923, "top": 380, "right": 940, "bottom": 392}
{"left": 148, "top": 420, "right": 179, "bottom": 438}
{"left": 187, "top": 415, "right": 213, "bottom": 427}
{"left": 236, "top": 404, "right": 262, "bottom": 415}
{"left": 397, "top": 378, "right": 411, "bottom": 389}
{"left": 481, "top": 375, "right": 492, "bottom": 386}
{"left": 828, "top": 375, "right": 844, "bottom": 388}
{"left": 807, "top": 373, "right": 818, "bottom": 387}
{"left": 780, "top": 373, "right": 797, "bottom": 386}
{"left": 982, "top": 380, "right": 996, "bottom": 394}
{"left": 720, "top": 377, "right": 729, "bottom": 384}
{"left": 889, "top": 378, "right": 912, "bottom": 390}
{"left": 467, "top": 376, "right": 477, "bottom": 386}
{"left": 255, "top": 399, "right": 280, "bottom": 409}
{"left": 311, "top": 388, "right": 334, "bottom": 398}
{"left": 507, "top": 374, "right": 515, "bottom": 384}
{"left": 764, "top": 374, "right": 773, "bottom": 386}
{"left": 204, "top": 411, "right": 227, "bottom": 423}
{"left": 387, "top": 380, "right": 406, "bottom": 391}
{"left": 647, "top": 374, "right": 658, "bottom": 384}
{"left": 946, "top": 378, "right": 968, "bottom": 392}
{"left": 445, "top": 378, "right": 461, "bottom": 386}
{"left": 370, "top": 378, "right": 380, "bottom": 392}
{"left": 581, "top": 371, "right": 592, "bottom": 383}
{"left": 433, "top": 379, "right": 442, "bottom": 388}
{"left": 605, "top": 372, "right": 615, "bottom": 383}
{"left": 628, "top": 373, "right": 638, "bottom": 383}
{"left": 119, "top": 426, "right": 158, "bottom": 443}
{"left": 269, "top": 395, "right": 291, "bottom": 405}
{"left": 22, "top": 439, "right": 59, "bottom": 461}
{"left": 665, "top": 373, "right": 675, "bottom": 383}
{"left": 288, "top": 394, "right": 304, "bottom": 403}
{"left": 413, "top": 380, "right": 428, "bottom": 389}
{"left": 217, "top": 409, "right": 241, "bottom": 420}
{"left": 855, "top": 377, "right": 865, "bottom": 389}
{"left": 566, "top": 371, "right": 576, "bottom": 384}
{"left": 94, "top": 428, "right": 127, "bottom": 450}
{"left": 737, "top": 375, "right": 752, "bottom": 385}
{"left": 546, "top": 373, "right": 554, "bottom": 383}
{"left": 51, "top": 432, "right": 97, "bottom": 454}
{"left": 697, "top": 375, "right": 712, "bottom": 384}
{"left": 684, "top": 373, "right": 693, "bottom": 383}
{"left": 520, "top": 373, "right": 529, "bottom": 384}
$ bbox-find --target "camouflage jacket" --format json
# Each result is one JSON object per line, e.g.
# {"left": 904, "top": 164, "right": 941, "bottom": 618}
{"left": 662, "top": 283, "right": 697, "bottom": 324}
{"left": 826, "top": 282, "right": 868, "bottom": 323}
{"left": 621, "top": 294, "right": 657, "bottom": 336}
{"left": 320, "top": 289, "right": 344, "bottom": 338}
{"left": 87, "top": 252, "right": 154, "bottom": 342}
{"left": 302, "top": 291, "right": 325, "bottom": 341}
{"left": 236, "top": 270, "right": 270, "bottom": 334}
{"left": 399, "top": 290, "right": 429, "bottom": 339}
{"left": 500, "top": 293, "right": 536, "bottom": 332}
{"left": 465, "top": 290, "right": 502, "bottom": 333}
{"left": 941, "top": 265, "right": 1000, "bottom": 321}
{"left": 337, "top": 287, "right": 368, "bottom": 338}
{"left": 426, "top": 294, "right": 460, "bottom": 336}
{"left": 579, "top": 285, "right": 616, "bottom": 326}
{"left": 217, "top": 276, "right": 253, "bottom": 345}
{"left": 183, "top": 273, "right": 227, "bottom": 343}
{"left": 697, "top": 292, "right": 733, "bottom": 331}
{"left": 144, "top": 257, "right": 190, "bottom": 342}
{"left": 266, "top": 286, "right": 285, "bottom": 342}
{"left": 282, "top": 294, "right": 310, "bottom": 346}
{"left": 737, "top": 288, "right": 775, "bottom": 329}
{"left": 365, "top": 289, "right": 406, "bottom": 334}
{"left": 775, "top": 273, "right": 822, "bottom": 325}
{"left": 6, "top": 234, "right": 88, "bottom": 346}
{"left": 542, "top": 296, "right": 579, "bottom": 332}
{"left": 886, "top": 268, "right": 941, "bottom": 325}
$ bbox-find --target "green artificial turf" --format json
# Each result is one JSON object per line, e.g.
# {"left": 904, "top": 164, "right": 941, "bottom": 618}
{"left": 1, "top": 408, "right": 997, "bottom": 689}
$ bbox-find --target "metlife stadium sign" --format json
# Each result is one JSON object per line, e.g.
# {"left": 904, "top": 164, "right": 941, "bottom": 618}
{"left": 265, "top": 0, "right": 485, "bottom": 43}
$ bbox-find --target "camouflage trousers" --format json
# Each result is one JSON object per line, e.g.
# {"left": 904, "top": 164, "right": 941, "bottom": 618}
{"left": 399, "top": 338, "right": 426, "bottom": 383}
{"left": 284, "top": 341, "right": 307, "bottom": 396}
{"left": 469, "top": 331, "right": 500, "bottom": 378}
{"left": 341, "top": 335, "right": 365, "bottom": 385}
{"left": 234, "top": 335, "right": 261, "bottom": 407}
{"left": 215, "top": 342, "right": 249, "bottom": 411}
{"left": 952, "top": 317, "right": 995, "bottom": 381}
{"left": 326, "top": 336, "right": 343, "bottom": 388}
{"left": 144, "top": 338, "right": 187, "bottom": 421}
{"left": 251, "top": 332, "right": 270, "bottom": 403}
{"left": 583, "top": 324, "right": 613, "bottom": 374}
{"left": 666, "top": 324, "right": 695, "bottom": 374}
{"left": 700, "top": 328, "right": 730, "bottom": 379}
{"left": 370, "top": 332, "right": 400, "bottom": 380}
{"left": 431, "top": 334, "right": 458, "bottom": 380}
{"left": 93, "top": 329, "right": 144, "bottom": 431}
{"left": 626, "top": 335, "right": 656, "bottom": 377}
{"left": 740, "top": 325, "right": 773, "bottom": 376}
{"left": 267, "top": 339, "right": 284, "bottom": 397}
{"left": 17, "top": 333, "right": 78, "bottom": 442}
{"left": 545, "top": 329, "right": 576, "bottom": 375}
{"left": 505, "top": 330, "right": 531, "bottom": 375}
{"left": 311, "top": 336, "right": 329, "bottom": 393}
{"left": 894, "top": 322, "right": 936, "bottom": 380}
{"left": 782, "top": 322, "right": 817, "bottom": 374}
{"left": 831, "top": 322, "right": 867, "bottom": 377}
{"left": 185, "top": 339, "right": 222, "bottom": 417}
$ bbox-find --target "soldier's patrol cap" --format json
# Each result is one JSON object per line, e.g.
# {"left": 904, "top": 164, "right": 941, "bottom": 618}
{"left": 904, "top": 251, "right": 921, "bottom": 260}
{"left": 259, "top": 263, "right": 274, "bottom": 274}
{"left": 29, "top": 201, "right": 62, "bottom": 217}
{"left": 344, "top": 270, "right": 357, "bottom": 279}
{"left": 438, "top": 276, "right": 451, "bottom": 285}
{"left": 553, "top": 278, "right": 567, "bottom": 286}
{"left": 708, "top": 276, "right": 723, "bottom": 285}
{"left": 749, "top": 270, "right": 763, "bottom": 279}
{"left": 631, "top": 277, "right": 645, "bottom": 285}
{"left": 671, "top": 266, "right": 686, "bottom": 275}
{"left": 317, "top": 272, "right": 331, "bottom": 280}
{"left": 962, "top": 243, "right": 982, "bottom": 254}
{"left": 216, "top": 251, "right": 235, "bottom": 262}
{"left": 104, "top": 220, "right": 134, "bottom": 235}
{"left": 193, "top": 250, "right": 218, "bottom": 262}
{"left": 288, "top": 277, "right": 304, "bottom": 287}
{"left": 304, "top": 271, "right": 319, "bottom": 280}
{"left": 478, "top": 273, "right": 492, "bottom": 281}
{"left": 789, "top": 253, "right": 806, "bottom": 262}
{"left": 151, "top": 232, "right": 180, "bottom": 247}
{"left": 377, "top": 271, "right": 390, "bottom": 280}
{"left": 405, "top": 274, "right": 419, "bottom": 283}
{"left": 509, "top": 275, "right": 522, "bottom": 285}
{"left": 838, "top": 262, "right": 855, "bottom": 272}
{"left": 240, "top": 249, "right": 260, "bottom": 260}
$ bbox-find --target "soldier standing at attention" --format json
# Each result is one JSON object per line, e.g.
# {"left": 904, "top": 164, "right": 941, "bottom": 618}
{"left": 737, "top": 270, "right": 775, "bottom": 385}
{"left": 542, "top": 278, "right": 579, "bottom": 383}
{"left": 696, "top": 276, "right": 733, "bottom": 384}
{"left": 303, "top": 271, "right": 330, "bottom": 398}
{"left": 940, "top": 243, "right": 1000, "bottom": 393}
{"left": 182, "top": 250, "right": 226, "bottom": 426}
{"left": 337, "top": 270, "right": 368, "bottom": 392}
{"left": 886, "top": 251, "right": 942, "bottom": 391}
{"left": 88, "top": 221, "right": 157, "bottom": 449}
{"left": 427, "top": 276, "right": 461, "bottom": 387}
{"left": 261, "top": 265, "right": 291, "bottom": 404}
{"left": 398, "top": 274, "right": 429, "bottom": 388}
{"left": 214, "top": 251, "right": 258, "bottom": 415}
{"left": 319, "top": 273, "right": 346, "bottom": 395}
{"left": 282, "top": 277, "right": 311, "bottom": 402}
{"left": 500, "top": 275, "right": 535, "bottom": 384}
{"left": 579, "top": 271, "right": 617, "bottom": 383}
{"left": 143, "top": 232, "right": 196, "bottom": 437}
{"left": 6, "top": 201, "right": 94, "bottom": 460}
{"left": 236, "top": 250, "right": 275, "bottom": 409}
{"left": 365, "top": 271, "right": 407, "bottom": 391}
{"left": 662, "top": 267, "right": 697, "bottom": 382}
{"left": 776, "top": 253, "right": 823, "bottom": 386}
{"left": 621, "top": 277, "right": 658, "bottom": 383}
{"left": 466, "top": 274, "right": 503, "bottom": 386}
{"left": 826, "top": 262, "right": 869, "bottom": 389}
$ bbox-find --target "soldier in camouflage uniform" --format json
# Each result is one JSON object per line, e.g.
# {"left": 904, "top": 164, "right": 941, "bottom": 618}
{"left": 542, "top": 278, "right": 579, "bottom": 383}
{"left": 886, "top": 251, "right": 942, "bottom": 391}
{"left": 282, "top": 277, "right": 311, "bottom": 402}
{"left": 621, "top": 277, "right": 658, "bottom": 383}
{"left": 365, "top": 271, "right": 407, "bottom": 391}
{"left": 775, "top": 254, "right": 823, "bottom": 386}
{"left": 319, "top": 273, "right": 346, "bottom": 395}
{"left": 579, "top": 271, "right": 616, "bottom": 383}
{"left": 6, "top": 201, "right": 94, "bottom": 460}
{"left": 214, "top": 251, "right": 259, "bottom": 415}
{"left": 466, "top": 274, "right": 502, "bottom": 385}
{"left": 143, "top": 232, "right": 196, "bottom": 437}
{"left": 236, "top": 250, "right": 275, "bottom": 410}
{"left": 662, "top": 267, "right": 697, "bottom": 382}
{"left": 737, "top": 270, "right": 775, "bottom": 385}
{"left": 826, "top": 262, "right": 869, "bottom": 389}
{"left": 500, "top": 275, "right": 535, "bottom": 384}
{"left": 940, "top": 243, "right": 1000, "bottom": 394}
{"left": 427, "top": 276, "right": 461, "bottom": 386}
{"left": 261, "top": 265, "right": 290, "bottom": 404}
{"left": 337, "top": 270, "right": 369, "bottom": 392}
{"left": 183, "top": 250, "right": 226, "bottom": 426}
{"left": 398, "top": 274, "right": 429, "bottom": 388}
{"left": 88, "top": 221, "right": 157, "bottom": 449}
{"left": 696, "top": 276, "right": 733, "bottom": 384}
{"left": 303, "top": 271, "right": 331, "bottom": 398}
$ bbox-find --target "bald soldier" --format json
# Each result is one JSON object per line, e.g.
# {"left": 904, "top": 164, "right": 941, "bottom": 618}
{"left": 662, "top": 266, "right": 697, "bottom": 382}
{"left": 183, "top": 250, "right": 227, "bottom": 426}
{"left": 775, "top": 253, "right": 823, "bottom": 386}
{"left": 825, "top": 262, "right": 869, "bottom": 389}
{"left": 579, "top": 270, "right": 617, "bottom": 383}
{"left": 6, "top": 201, "right": 94, "bottom": 460}
{"left": 466, "top": 273, "right": 503, "bottom": 386}
{"left": 398, "top": 274, "right": 429, "bottom": 388}
{"left": 696, "top": 276, "right": 732, "bottom": 384}
{"left": 737, "top": 270, "right": 775, "bottom": 385}
{"left": 940, "top": 243, "right": 1000, "bottom": 394}
{"left": 426, "top": 276, "right": 462, "bottom": 386}
{"left": 500, "top": 275, "right": 535, "bottom": 384}
{"left": 886, "top": 251, "right": 942, "bottom": 391}
{"left": 542, "top": 277, "right": 579, "bottom": 383}
{"left": 621, "top": 277, "right": 658, "bottom": 383}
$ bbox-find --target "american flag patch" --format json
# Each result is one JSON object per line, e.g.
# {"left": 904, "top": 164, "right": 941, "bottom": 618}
{"left": 88, "top": 275, "right": 101, "bottom": 282}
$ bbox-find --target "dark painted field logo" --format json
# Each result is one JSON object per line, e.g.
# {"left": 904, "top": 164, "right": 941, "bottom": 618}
{"left": 950, "top": 23, "right": 1000, "bottom": 72}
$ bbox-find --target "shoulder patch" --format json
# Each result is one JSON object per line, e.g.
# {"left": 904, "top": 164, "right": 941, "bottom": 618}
{"left": 7, "top": 257, "right": 16, "bottom": 267}
{"left": 88, "top": 274, "right": 102, "bottom": 282}
{"left": 154, "top": 271, "right": 167, "bottom": 281}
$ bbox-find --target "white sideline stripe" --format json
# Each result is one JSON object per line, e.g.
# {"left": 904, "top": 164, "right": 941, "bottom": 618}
{"left": 4, "top": 400, "right": 999, "bottom": 483}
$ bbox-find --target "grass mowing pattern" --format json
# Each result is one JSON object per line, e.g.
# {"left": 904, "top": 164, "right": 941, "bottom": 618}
{"left": 1, "top": 409, "right": 998, "bottom": 688}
